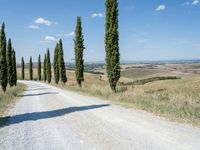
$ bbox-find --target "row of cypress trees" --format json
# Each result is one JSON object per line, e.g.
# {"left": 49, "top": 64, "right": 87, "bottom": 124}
{"left": 20, "top": 0, "right": 120, "bottom": 92}
{"left": 53, "top": 39, "right": 67, "bottom": 84}
{"left": 21, "top": 17, "right": 84, "bottom": 87}
{"left": 44, "top": 39, "right": 67, "bottom": 84}
{"left": 0, "top": 23, "right": 17, "bottom": 92}
{"left": 21, "top": 39, "right": 67, "bottom": 84}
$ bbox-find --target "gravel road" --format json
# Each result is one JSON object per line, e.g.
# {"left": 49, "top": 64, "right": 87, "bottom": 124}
{"left": 0, "top": 81, "right": 200, "bottom": 150}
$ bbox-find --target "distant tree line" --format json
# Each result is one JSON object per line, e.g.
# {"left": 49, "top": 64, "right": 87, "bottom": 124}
{"left": 0, "top": 23, "right": 17, "bottom": 92}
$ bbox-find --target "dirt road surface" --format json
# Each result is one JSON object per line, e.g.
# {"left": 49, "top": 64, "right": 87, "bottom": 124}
{"left": 0, "top": 81, "right": 200, "bottom": 150}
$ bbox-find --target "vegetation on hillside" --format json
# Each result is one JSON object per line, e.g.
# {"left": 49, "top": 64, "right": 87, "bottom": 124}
{"left": 121, "top": 68, "right": 162, "bottom": 79}
{"left": 119, "top": 76, "right": 180, "bottom": 86}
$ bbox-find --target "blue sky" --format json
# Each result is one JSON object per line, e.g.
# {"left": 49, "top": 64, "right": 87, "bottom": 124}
{"left": 0, "top": 0, "right": 200, "bottom": 63}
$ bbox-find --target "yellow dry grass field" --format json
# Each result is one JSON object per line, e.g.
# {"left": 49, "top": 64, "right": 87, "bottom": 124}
{"left": 17, "top": 65, "right": 200, "bottom": 126}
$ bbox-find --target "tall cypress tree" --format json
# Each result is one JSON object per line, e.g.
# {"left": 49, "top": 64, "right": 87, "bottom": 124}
{"left": 29, "top": 56, "right": 33, "bottom": 80}
{"left": 12, "top": 49, "right": 17, "bottom": 86}
{"left": 46, "top": 49, "right": 51, "bottom": 83}
{"left": 105, "top": 0, "right": 112, "bottom": 80}
{"left": 105, "top": 0, "right": 120, "bottom": 92}
{"left": 74, "top": 16, "right": 85, "bottom": 87}
{"left": 21, "top": 57, "right": 25, "bottom": 80}
{"left": 38, "top": 54, "right": 41, "bottom": 81}
{"left": 7, "top": 38, "right": 13, "bottom": 87}
{"left": 58, "top": 39, "right": 67, "bottom": 84}
{"left": 0, "top": 23, "right": 7, "bottom": 92}
{"left": 54, "top": 43, "right": 59, "bottom": 84}
{"left": 43, "top": 54, "right": 47, "bottom": 82}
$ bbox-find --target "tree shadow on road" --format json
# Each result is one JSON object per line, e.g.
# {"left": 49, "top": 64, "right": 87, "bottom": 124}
{"left": 25, "top": 87, "right": 51, "bottom": 91}
{"left": 0, "top": 104, "right": 110, "bottom": 128}
{"left": 18, "top": 92, "right": 59, "bottom": 97}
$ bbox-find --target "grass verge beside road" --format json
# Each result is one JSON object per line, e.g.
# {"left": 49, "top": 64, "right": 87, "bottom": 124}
{"left": 0, "top": 84, "right": 26, "bottom": 116}
{"left": 52, "top": 71, "right": 200, "bottom": 126}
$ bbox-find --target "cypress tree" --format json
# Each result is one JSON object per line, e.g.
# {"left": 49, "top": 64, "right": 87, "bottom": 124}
{"left": 0, "top": 23, "right": 7, "bottom": 92}
{"left": 46, "top": 49, "right": 51, "bottom": 83}
{"left": 105, "top": 0, "right": 120, "bottom": 92}
{"left": 12, "top": 49, "right": 17, "bottom": 86}
{"left": 43, "top": 54, "right": 47, "bottom": 82}
{"left": 29, "top": 57, "right": 33, "bottom": 80}
{"left": 74, "top": 16, "right": 85, "bottom": 87}
{"left": 54, "top": 43, "right": 59, "bottom": 84}
{"left": 58, "top": 39, "right": 67, "bottom": 84}
{"left": 38, "top": 54, "right": 41, "bottom": 81}
{"left": 7, "top": 38, "right": 13, "bottom": 87}
{"left": 21, "top": 57, "right": 25, "bottom": 80}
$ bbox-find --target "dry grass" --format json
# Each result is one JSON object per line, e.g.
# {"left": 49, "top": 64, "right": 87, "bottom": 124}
{"left": 121, "top": 68, "right": 162, "bottom": 79}
{"left": 19, "top": 68, "right": 200, "bottom": 126}
{"left": 55, "top": 71, "right": 200, "bottom": 126}
{"left": 0, "top": 84, "right": 26, "bottom": 116}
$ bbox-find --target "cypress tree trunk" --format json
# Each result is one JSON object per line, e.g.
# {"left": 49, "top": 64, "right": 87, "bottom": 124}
{"left": 105, "top": 0, "right": 120, "bottom": 92}
{"left": 12, "top": 49, "right": 17, "bottom": 86}
{"left": 54, "top": 43, "right": 59, "bottom": 84}
{"left": 21, "top": 57, "right": 25, "bottom": 80}
{"left": 43, "top": 54, "right": 47, "bottom": 82}
{"left": 29, "top": 57, "right": 33, "bottom": 80}
{"left": 0, "top": 23, "right": 7, "bottom": 92}
{"left": 58, "top": 39, "right": 67, "bottom": 84}
{"left": 7, "top": 38, "right": 13, "bottom": 87}
{"left": 74, "top": 16, "right": 85, "bottom": 87}
{"left": 46, "top": 49, "right": 51, "bottom": 83}
{"left": 38, "top": 54, "right": 41, "bottom": 81}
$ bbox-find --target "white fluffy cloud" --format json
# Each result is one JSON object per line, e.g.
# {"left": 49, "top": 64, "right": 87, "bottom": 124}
{"left": 28, "top": 25, "right": 40, "bottom": 29}
{"left": 192, "top": 0, "right": 199, "bottom": 5}
{"left": 30, "top": 18, "right": 57, "bottom": 30}
{"left": 35, "top": 18, "right": 52, "bottom": 26}
{"left": 183, "top": 0, "right": 199, "bottom": 5}
{"left": 65, "top": 32, "right": 75, "bottom": 37}
{"left": 45, "top": 36, "right": 57, "bottom": 41}
{"left": 155, "top": 5, "right": 166, "bottom": 11}
{"left": 91, "top": 13, "right": 103, "bottom": 18}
